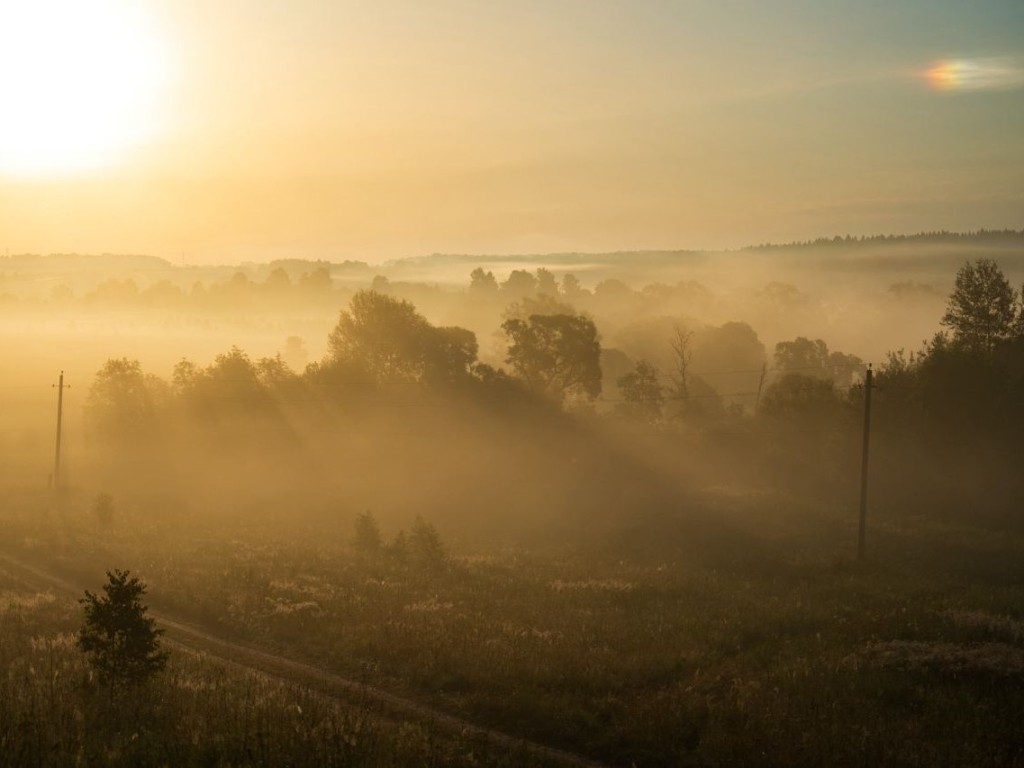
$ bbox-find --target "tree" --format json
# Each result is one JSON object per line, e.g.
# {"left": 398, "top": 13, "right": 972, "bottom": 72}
{"left": 535, "top": 268, "right": 559, "bottom": 297}
{"left": 410, "top": 516, "right": 446, "bottom": 566}
{"left": 325, "top": 291, "right": 478, "bottom": 387}
{"left": 941, "top": 258, "right": 1017, "bottom": 350}
{"left": 468, "top": 267, "right": 499, "bottom": 297}
{"left": 352, "top": 511, "right": 383, "bottom": 555}
{"left": 84, "top": 358, "right": 166, "bottom": 446}
{"left": 501, "top": 269, "right": 538, "bottom": 300}
{"left": 78, "top": 570, "right": 168, "bottom": 691}
{"left": 1015, "top": 283, "right": 1024, "bottom": 339}
{"left": 668, "top": 324, "right": 693, "bottom": 402}
{"left": 616, "top": 360, "right": 664, "bottom": 422}
{"left": 774, "top": 337, "right": 828, "bottom": 374}
{"left": 561, "top": 273, "right": 587, "bottom": 300}
{"left": 759, "top": 373, "right": 844, "bottom": 425}
{"left": 774, "top": 337, "right": 863, "bottom": 385}
{"left": 502, "top": 313, "right": 602, "bottom": 403}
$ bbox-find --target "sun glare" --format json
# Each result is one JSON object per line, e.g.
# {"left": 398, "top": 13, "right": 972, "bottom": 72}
{"left": 0, "top": 0, "right": 174, "bottom": 177}
{"left": 924, "top": 57, "right": 1024, "bottom": 92}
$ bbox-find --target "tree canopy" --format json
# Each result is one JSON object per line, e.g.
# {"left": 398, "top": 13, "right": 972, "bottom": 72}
{"left": 502, "top": 313, "right": 602, "bottom": 403}
{"left": 941, "top": 258, "right": 1018, "bottom": 350}
{"left": 325, "top": 290, "right": 479, "bottom": 388}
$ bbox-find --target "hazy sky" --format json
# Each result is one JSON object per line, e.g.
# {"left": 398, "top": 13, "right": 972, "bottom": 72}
{"left": 1, "top": 0, "right": 1022, "bottom": 263}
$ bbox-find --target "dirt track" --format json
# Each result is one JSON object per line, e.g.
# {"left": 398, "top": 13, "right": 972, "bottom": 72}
{"left": 0, "top": 553, "right": 608, "bottom": 768}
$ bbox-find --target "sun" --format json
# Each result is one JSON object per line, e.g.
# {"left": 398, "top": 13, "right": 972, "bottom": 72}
{"left": 0, "top": 0, "right": 174, "bottom": 177}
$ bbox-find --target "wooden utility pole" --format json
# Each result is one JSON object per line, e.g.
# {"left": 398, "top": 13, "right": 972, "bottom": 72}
{"left": 754, "top": 363, "right": 768, "bottom": 414}
{"left": 858, "top": 365, "right": 873, "bottom": 561}
{"left": 53, "top": 371, "right": 67, "bottom": 506}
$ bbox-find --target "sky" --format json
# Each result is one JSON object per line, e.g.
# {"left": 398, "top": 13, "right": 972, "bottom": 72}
{"left": 0, "top": 0, "right": 1022, "bottom": 264}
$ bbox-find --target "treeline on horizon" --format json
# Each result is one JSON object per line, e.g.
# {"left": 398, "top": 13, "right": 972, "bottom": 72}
{"left": 78, "top": 258, "right": 1024, "bottom": 539}
{"left": 3, "top": 227, "right": 1023, "bottom": 276}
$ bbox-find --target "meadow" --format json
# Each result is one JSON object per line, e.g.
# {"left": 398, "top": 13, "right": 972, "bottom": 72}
{"left": 3, "top": 488, "right": 1022, "bottom": 767}
{"left": 0, "top": 551, "right": 569, "bottom": 767}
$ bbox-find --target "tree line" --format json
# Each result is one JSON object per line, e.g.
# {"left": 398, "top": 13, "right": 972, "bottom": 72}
{"left": 83, "top": 258, "right": 1024, "bottom": 529}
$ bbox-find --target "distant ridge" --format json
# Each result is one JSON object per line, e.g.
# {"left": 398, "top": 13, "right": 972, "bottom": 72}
{"left": 745, "top": 229, "right": 1024, "bottom": 251}
{"left": 0, "top": 252, "right": 173, "bottom": 271}
{"left": 4, "top": 229, "right": 1022, "bottom": 271}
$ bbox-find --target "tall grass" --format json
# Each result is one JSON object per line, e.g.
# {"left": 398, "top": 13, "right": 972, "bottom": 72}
{"left": 3, "top": 494, "right": 1023, "bottom": 766}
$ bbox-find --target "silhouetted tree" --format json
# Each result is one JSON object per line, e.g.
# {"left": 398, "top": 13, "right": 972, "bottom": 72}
{"left": 264, "top": 267, "right": 292, "bottom": 292}
{"left": 468, "top": 267, "right": 499, "bottom": 297}
{"left": 617, "top": 361, "right": 664, "bottom": 422}
{"left": 503, "top": 313, "right": 602, "bottom": 403}
{"left": 941, "top": 258, "right": 1018, "bottom": 350}
{"left": 503, "top": 294, "right": 576, "bottom": 322}
{"left": 561, "top": 273, "right": 587, "bottom": 300}
{"left": 536, "top": 268, "right": 559, "bottom": 297}
{"left": 774, "top": 337, "right": 863, "bottom": 385}
{"left": 760, "top": 373, "right": 844, "bottom": 425}
{"left": 410, "top": 516, "right": 445, "bottom": 566}
{"left": 78, "top": 570, "right": 168, "bottom": 692}
{"left": 328, "top": 291, "right": 426, "bottom": 383}
{"left": 668, "top": 325, "right": 693, "bottom": 403}
{"left": 326, "top": 291, "right": 478, "bottom": 387}
{"left": 422, "top": 326, "right": 479, "bottom": 387}
{"left": 501, "top": 269, "right": 538, "bottom": 300}
{"left": 352, "top": 511, "right": 383, "bottom": 554}
{"left": 85, "top": 358, "right": 167, "bottom": 447}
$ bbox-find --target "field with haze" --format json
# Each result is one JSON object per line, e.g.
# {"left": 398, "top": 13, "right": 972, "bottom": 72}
{"left": 3, "top": 0, "right": 1024, "bottom": 765}
{"left": 3, "top": 233, "right": 1024, "bottom": 766}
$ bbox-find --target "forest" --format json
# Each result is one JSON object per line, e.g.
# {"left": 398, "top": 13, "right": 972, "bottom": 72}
{"left": 1, "top": 236, "right": 1023, "bottom": 766}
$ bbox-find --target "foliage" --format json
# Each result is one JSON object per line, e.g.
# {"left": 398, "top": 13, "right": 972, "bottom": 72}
{"left": 352, "top": 511, "right": 382, "bottom": 555}
{"left": 1, "top": 568, "right": 536, "bottom": 767}
{"left": 84, "top": 358, "right": 167, "bottom": 446}
{"left": 501, "top": 269, "right": 538, "bottom": 300}
{"left": 616, "top": 360, "right": 664, "bottom": 422}
{"left": 78, "top": 569, "right": 168, "bottom": 689}
{"left": 8, "top": 497, "right": 1023, "bottom": 768}
{"left": 941, "top": 258, "right": 1019, "bottom": 350}
{"left": 468, "top": 267, "right": 499, "bottom": 296}
{"left": 409, "top": 516, "right": 446, "bottom": 566}
{"left": 502, "top": 313, "right": 602, "bottom": 403}
{"left": 774, "top": 336, "right": 863, "bottom": 385}
{"left": 759, "top": 372, "right": 845, "bottom": 425}
{"left": 325, "top": 290, "right": 478, "bottom": 388}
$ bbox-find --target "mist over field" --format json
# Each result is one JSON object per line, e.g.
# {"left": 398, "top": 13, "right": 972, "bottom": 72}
{"left": 5, "top": 236, "right": 1024, "bottom": 765}
{"left": 4, "top": 0, "right": 1024, "bottom": 764}
{"left": 2, "top": 230, "right": 1020, "bottom": 532}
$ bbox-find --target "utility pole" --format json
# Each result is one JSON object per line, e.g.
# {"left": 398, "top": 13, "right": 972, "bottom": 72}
{"left": 754, "top": 362, "right": 768, "bottom": 414}
{"left": 858, "top": 365, "right": 873, "bottom": 561}
{"left": 53, "top": 371, "right": 68, "bottom": 507}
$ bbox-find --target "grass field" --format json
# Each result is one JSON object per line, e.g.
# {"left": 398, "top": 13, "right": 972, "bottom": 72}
{"left": 2, "top": 489, "right": 1023, "bottom": 767}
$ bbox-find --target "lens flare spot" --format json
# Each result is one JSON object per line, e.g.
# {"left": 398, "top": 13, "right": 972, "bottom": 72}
{"left": 923, "top": 58, "right": 1024, "bottom": 92}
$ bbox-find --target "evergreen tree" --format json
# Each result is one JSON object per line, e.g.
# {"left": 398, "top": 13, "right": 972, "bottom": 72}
{"left": 78, "top": 570, "right": 168, "bottom": 691}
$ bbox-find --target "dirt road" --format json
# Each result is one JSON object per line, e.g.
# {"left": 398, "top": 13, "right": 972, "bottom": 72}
{"left": 0, "top": 553, "right": 608, "bottom": 768}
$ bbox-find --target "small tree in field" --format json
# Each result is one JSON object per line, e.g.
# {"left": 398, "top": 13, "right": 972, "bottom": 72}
{"left": 410, "top": 516, "right": 446, "bottom": 567}
{"left": 352, "top": 510, "right": 383, "bottom": 555}
{"left": 78, "top": 570, "right": 168, "bottom": 691}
